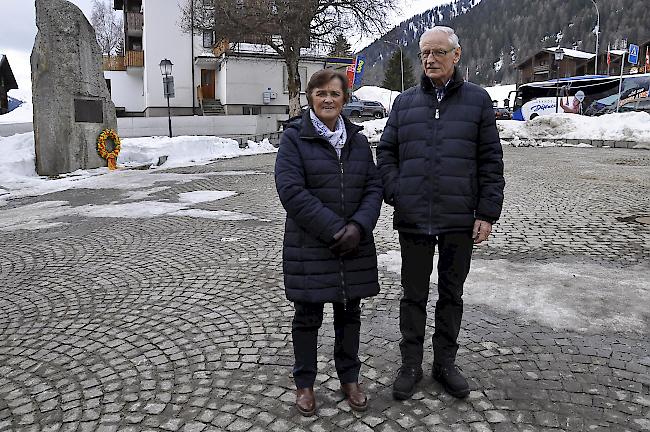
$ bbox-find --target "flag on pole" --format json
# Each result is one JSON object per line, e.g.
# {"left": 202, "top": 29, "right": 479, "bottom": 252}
{"left": 646, "top": 46, "right": 649, "bottom": 73}
{"left": 607, "top": 43, "right": 611, "bottom": 66}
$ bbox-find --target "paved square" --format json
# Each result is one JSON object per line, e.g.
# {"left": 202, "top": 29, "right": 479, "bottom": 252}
{"left": 0, "top": 147, "right": 648, "bottom": 431}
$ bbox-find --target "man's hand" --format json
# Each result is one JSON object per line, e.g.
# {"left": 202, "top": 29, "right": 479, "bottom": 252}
{"left": 472, "top": 219, "right": 493, "bottom": 244}
{"left": 330, "top": 223, "right": 362, "bottom": 256}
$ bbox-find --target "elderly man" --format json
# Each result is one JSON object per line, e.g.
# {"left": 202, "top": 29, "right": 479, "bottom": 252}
{"left": 377, "top": 26, "right": 505, "bottom": 400}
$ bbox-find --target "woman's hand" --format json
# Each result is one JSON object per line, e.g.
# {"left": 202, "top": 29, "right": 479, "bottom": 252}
{"left": 330, "top": 223, "right": 362, "bottom": 256}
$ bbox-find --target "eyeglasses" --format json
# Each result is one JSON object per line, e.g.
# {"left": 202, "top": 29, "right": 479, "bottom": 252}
{"left": 418, "top": 48, "right": 455, "bottom": 60}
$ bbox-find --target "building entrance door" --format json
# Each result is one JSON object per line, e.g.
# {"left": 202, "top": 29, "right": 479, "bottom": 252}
{"left": 201, "top": 69, "right": 215, "bottom": 100}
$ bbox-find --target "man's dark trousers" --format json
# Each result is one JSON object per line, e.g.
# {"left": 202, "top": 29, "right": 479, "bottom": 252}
{"left": 398, "top": 231, "right": 474, "bottom": 367}
{"left": 292, "top": 300, "right": 362, "bottom": 388}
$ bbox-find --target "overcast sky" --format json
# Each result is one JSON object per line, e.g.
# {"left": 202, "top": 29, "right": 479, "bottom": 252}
{"left": 0, "top": 0, "right": 447, "bottom": 99}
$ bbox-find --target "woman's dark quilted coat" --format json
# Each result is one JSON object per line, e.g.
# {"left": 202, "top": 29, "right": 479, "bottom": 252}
{"left": 275, "top": 111, "right": 383, "bottom": 303}
{"left": 377, "top": 68, "right": 505, "bottom": 235}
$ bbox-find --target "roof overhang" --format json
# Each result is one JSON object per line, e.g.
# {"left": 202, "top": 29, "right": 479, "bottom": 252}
{"left": 0, "top": 55, "right": 19, "bottom": 90}
{"left": 195, "top": 55, "right": 219, "bottom": 69}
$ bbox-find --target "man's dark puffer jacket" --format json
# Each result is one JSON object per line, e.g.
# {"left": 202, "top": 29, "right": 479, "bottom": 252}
{"left": 275, "top": 110, "right": 383, "bottom": 304}
{"left": 377, "top": 67, "right": 505, "bottom": 235}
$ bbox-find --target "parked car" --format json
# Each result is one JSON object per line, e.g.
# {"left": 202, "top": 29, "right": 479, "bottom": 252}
{"left": 494, "top": 107, "right": 512, "bottom": 120}
{"left": 343, "top": 95, "right": 387, "bottom": 119}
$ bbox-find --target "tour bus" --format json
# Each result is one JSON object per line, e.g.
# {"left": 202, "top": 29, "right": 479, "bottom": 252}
{"left": 511, "top": 73, "right": 650, "bottom": 120}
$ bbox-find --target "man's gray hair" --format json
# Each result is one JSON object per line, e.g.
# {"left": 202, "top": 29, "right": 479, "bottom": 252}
{"left": 420, "top": 26, "right": 460, "bottom": 49}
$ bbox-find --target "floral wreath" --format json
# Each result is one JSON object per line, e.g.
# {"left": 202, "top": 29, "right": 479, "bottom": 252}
{"left": 97, "top": 129, "right": 121, "bottom": 170}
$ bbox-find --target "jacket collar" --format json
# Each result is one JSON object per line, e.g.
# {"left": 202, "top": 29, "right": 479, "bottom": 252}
{"left": 298, "top": 109, "right": 363, "bottom": 145}
{"left": 420, "top": 66, "right": 464, "bottom": 95}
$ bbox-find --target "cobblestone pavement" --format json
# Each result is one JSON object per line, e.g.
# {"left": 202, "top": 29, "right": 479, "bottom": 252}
{"left": 0, "top": 147, "right": 649, "bottom": 432}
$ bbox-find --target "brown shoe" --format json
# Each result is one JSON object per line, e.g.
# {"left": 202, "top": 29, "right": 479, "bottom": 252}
{"left": 295, "top": 387, "right": 316, "bottom": 416}
{"left": 341, "top": 382, "right": 367, "bottom": 412}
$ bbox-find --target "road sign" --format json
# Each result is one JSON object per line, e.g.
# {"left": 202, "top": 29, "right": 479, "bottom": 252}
{"left": 628, "top": 44, "right": 639, "bottom": 65}
{"left": 163, "top": 76, "right": 175, "bottom": 98}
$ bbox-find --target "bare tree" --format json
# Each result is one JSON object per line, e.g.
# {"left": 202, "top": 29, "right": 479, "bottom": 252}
{"left": 91, "top": 0, "right": 124, "bottom": 56}
{"left": 178, "top": 0, "right": 215, "bottom": 35}
{"left": 180, "top": 0, "right": 398, "bottom": 116}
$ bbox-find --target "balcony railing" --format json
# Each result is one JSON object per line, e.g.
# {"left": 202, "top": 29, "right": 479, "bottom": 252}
{"left": 125, "top": 50, "right": 144, "bottom": 67}
{"left": 533, "top": 65, "right": 550, "bottom": 74}
{"left": 102, "top": 56, "right": 126, "bottom": 71}
{"left": 126, "top": 12, "right": 143, "bottom": 34}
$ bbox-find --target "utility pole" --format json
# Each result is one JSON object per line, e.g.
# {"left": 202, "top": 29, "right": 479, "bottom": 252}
{"left": 589, "top": 0, "right": 600, "bottom": 74}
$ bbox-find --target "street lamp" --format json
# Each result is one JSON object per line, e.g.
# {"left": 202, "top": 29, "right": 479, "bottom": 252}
{"left": 382, "top": 40, "right": 404, "bottom": 92}
{"left": 159, "top": 58, "right": 174, "bottom": 138}
{"left": 554, "top": 48, "right": 565, "bottom": 113}
{"left": 589, "top": 0, "right": 600, "bottom": 74}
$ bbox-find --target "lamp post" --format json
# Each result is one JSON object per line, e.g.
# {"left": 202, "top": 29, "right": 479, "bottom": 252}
{"left": 159, "top": 59, "right": 174, "bottom": 138}
{"left": 382, "top": 40, "right": 404, "bottom": 92}
{"left": 554, "top": 48, "right": 565, "bottom": 113}
{"left": 589, "top": 0, "right": 600, "bottom": 74}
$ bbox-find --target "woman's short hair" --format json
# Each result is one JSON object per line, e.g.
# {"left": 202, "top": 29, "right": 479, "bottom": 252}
{"left": 306, "top": 69, "right": 350, "bottom": 108}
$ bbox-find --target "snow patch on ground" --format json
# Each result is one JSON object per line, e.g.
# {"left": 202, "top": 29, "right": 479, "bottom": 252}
{"left": 124, "top": 186, "right": 171, "bottom": 201}
{"left": 378, "top": 251, "right": 649, "bottom": 334}
{"left": 0, "top": 190, "right": 257, "bottom": 231}
{"left": 178, "top": 191, "right": 237, "bottom": 204}
{"left": 171, "top": 209, "right": 256, "bottom": 221}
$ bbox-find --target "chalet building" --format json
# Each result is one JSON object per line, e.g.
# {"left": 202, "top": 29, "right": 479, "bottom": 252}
{"left": 0, "top": 54, "right": 19, "bottom": 115}
{"left": 515, "top": 47, "right": 595, "bottom": 84}
{"left": 517, "top": 38, "right": 650, "bottom": 85}
{"left": 104, "top": 0, "right": 327, "bottom": 117}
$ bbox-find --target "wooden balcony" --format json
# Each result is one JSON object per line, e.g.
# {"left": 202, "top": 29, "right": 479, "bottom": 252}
{"left": 126, "top": 12, "right": 143, "bottom": 35}
{"left": 102, "top": 56, "right": 126, "bottom": 71}
{"left": 533, "top": 65, "right": 550, "bottom": 74}
{"left": 125, "top": 50, "right": 144, "bottom": 68}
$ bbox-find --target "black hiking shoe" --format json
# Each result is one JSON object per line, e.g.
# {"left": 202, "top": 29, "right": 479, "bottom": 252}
{"left": 392, "top": 365, "right": 423, "bottom": 400}
{"left": 432, "top": 363, "right": 470, "bottom": 398}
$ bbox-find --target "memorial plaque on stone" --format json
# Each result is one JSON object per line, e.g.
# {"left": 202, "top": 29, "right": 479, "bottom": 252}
{"left": 74, "top": 99, "right": 104, "bottom": 123}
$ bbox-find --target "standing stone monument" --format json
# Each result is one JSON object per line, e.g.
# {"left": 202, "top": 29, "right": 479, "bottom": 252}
{"left": 31, "top": 0, "right": 118, "bottom": 176}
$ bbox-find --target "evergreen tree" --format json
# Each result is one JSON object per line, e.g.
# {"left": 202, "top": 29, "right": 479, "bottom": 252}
{"left": 382, "top": 51, "right": 417, "bottom": 91}
{"left": 329, "top": 34, "right": 353, "bottom": 57}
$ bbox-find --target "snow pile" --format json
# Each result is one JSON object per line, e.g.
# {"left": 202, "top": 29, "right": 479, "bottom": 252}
{"left": 354, "top": 86, "right": 401, "bottom": 111}
{"left": 0, "top": 132, "right": 37, "bottom": 180}
{"left": 498, "top": 112, "right": 650, "bottom": 143}
{"left": 0, "top": 132, "right": 277, "bottom": 206}
{"left": 483, "top": 84, "right": 516, "bottom": 107}
{"left": 119, "top": 135, "right": 277, "bottom": 168}
{"left": 360, "top": 118, "right": 388, "bottom": 144}
{"left": 0, "top": 101, "right": 33, "bottom": 124}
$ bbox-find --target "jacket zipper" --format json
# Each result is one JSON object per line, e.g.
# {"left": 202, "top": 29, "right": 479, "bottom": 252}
{"left": 339, "top": 157, "right": 347, "bottom": 308}
{"left": 429, "top": 100, "right": 438, "bottom": 236}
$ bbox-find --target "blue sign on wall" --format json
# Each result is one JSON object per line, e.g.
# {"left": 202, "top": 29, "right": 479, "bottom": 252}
{"left": 628, "top": 44, "right": 639, "bottom": 65}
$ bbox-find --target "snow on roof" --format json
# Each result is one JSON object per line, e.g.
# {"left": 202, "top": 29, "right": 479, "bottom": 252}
{"left": 228, "top": 43, "right": 329, "bottom": 58}
{"left": 609, "top": 49, "right": 627, "bottom": 56}
{"left": 543, "top": 46, "right": 595, "bottom": 59}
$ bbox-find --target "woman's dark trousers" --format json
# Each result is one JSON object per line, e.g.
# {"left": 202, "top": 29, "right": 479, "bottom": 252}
{"left": 292, "top": 299, "right": 362, "bottom": 388}
{"left": 398, "top": 231, "right": 474, "bottom": 367}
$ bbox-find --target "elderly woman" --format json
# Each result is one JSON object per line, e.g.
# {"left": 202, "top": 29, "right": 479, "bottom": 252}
{"left": 275, "top": 69, "right": 383, "bottom": 416}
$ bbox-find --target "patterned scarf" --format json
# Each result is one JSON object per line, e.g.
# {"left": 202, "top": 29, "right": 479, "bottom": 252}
{"left": 309, "top": 109, "right": 347, "bottom": 159}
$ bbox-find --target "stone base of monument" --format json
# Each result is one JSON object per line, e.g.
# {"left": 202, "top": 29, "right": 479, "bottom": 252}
{"left": 31, "top": 0, "right": 118, "bottom": 176}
